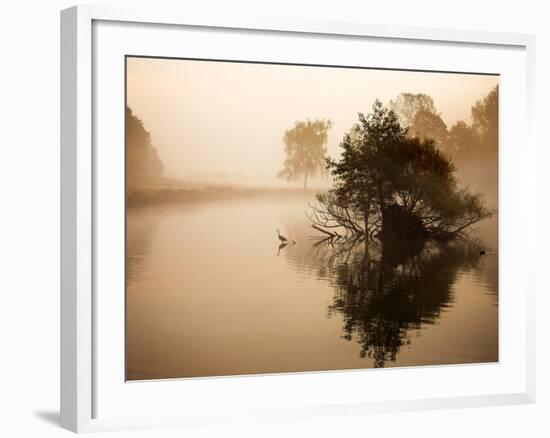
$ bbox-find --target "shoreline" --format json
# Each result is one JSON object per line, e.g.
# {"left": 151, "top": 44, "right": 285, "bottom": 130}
{"left": 127, "top": 185, "right": 321, "bottom": 208}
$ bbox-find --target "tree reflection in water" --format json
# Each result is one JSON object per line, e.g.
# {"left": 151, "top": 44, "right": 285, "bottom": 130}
{"left": 309, "top": 238, "right": 482, "bottom": 367}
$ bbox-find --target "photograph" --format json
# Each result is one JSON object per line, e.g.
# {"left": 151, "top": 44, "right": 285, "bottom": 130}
{"left": 125, "top": 56, "right": 499, "bottom": 381}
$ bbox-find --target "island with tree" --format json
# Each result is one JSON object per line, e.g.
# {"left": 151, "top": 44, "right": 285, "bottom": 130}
{"left": 307, "top": 100, "right": 493, "bottom": 243}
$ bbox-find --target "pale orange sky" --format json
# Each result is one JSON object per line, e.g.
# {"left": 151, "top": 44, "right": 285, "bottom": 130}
{"left": 126, "top": 57, "right": 498, "bottom": 186}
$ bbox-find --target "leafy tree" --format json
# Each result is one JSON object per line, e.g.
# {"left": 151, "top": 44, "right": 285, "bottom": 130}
{"left": 326, "top": 101, "right": 406, "bottom": 236}
{"left": 310, "top": 101, "right": 491, "bottom": 241}
{"left": 278, "top": 119, "right": 332, "bottom": 189}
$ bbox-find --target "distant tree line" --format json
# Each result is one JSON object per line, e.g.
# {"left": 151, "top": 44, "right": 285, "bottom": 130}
{"left": 390, "top": 87, "right": 498, "bottom": 164}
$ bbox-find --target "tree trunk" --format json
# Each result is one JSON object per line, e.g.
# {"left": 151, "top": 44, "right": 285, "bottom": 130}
{"left": 377, "top": 181, "right": 387, "bottom": 235}
{"left": 303, "top": 172, "right": 309, "bottom": 190}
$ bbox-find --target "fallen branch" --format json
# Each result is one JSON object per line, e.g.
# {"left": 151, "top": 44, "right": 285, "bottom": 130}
{"left": 311, "top": 224, "right": 337, "bottom": 237}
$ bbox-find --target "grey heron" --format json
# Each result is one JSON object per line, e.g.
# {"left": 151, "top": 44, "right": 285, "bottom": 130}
{"left": 276, "top": 229, "right": 288, "bottom": 244}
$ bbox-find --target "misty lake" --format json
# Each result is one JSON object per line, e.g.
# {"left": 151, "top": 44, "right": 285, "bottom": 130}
{"left": 126, "top": 192, "right": 498, "bottom": 380}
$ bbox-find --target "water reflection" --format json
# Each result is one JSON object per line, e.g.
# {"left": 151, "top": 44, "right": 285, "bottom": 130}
{"left": 285, "top": 237, "right": 484, "bottom": 367}
{"left": 126, "top": 211, "right": 157, "bottom": 286}
{"left": 126, "top": 198, "right": 498, "bottom": 379}
{"left": 277, "top": 242, "right": 288, "bottom": 256}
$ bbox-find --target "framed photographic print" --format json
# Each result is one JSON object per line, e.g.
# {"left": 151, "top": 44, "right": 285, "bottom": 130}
{"left": 61, "top": 5, "right": 536, "bottom": 433}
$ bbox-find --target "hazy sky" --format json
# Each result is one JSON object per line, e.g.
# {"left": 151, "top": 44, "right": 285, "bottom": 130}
{"left": 126, "top": 57, "right": 498, "bottom": 186}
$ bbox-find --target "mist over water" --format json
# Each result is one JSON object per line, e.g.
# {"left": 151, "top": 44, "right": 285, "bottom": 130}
{"left": 126, "top": 195, "right": 497, "bottom": 380}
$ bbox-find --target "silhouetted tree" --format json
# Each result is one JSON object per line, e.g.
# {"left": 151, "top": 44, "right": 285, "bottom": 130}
{"left": 317, "top": 101, "right": 406, "bottom": 238}
{"left": 126, "top": 106, "right": 164, "bottom": 187}
{"left": 278, "top": 119, "right": 332, "bottom": 189}
{"left": 310, "top": 101, "right": 491, "bottom": 241}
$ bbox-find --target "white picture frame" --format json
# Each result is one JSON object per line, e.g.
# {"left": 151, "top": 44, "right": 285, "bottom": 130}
{"left": 60, "top": 4, "right": 537, "bottom": 433}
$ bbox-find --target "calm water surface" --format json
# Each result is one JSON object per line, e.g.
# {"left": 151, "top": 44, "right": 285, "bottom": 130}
{"left": 126, "top": 194, "right": 498, "bottom": 380}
